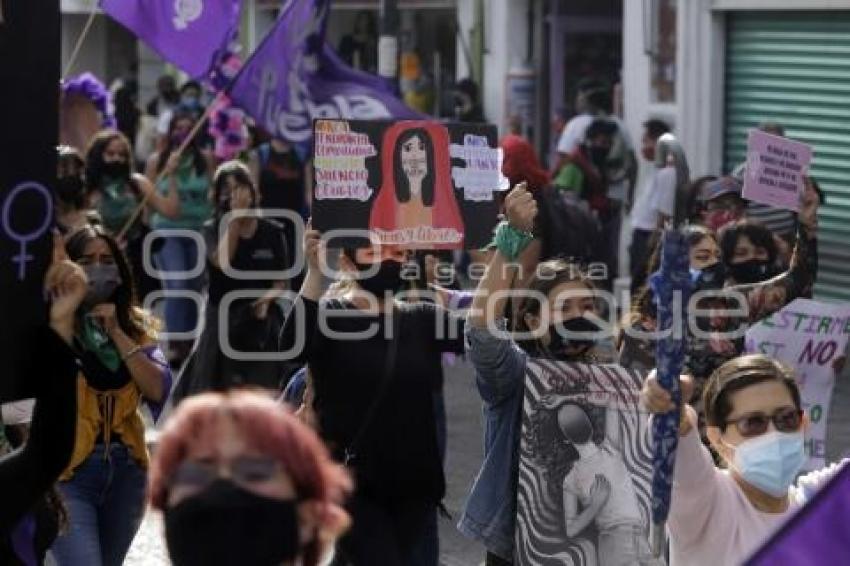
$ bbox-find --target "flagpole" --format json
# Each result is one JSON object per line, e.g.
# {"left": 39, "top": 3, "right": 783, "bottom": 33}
{"left": 62, "top": 2, "right": 99, "bottom": 80}
{"left": 116, "top": 98, "right": 220, "bottom": 241}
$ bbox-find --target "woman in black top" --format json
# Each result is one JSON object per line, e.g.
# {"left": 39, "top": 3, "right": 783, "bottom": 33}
{"left": 279, "top": 229, "right": 465, "bottom": 566}
{"left": 1, "top": 234, "right": 87, "bottom": 562}
{"left": 173, "top": 161, "right": 289, "bottom": 400}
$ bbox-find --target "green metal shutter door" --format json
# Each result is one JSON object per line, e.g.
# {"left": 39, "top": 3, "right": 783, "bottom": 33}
{"left": 725, "top": 12, "right": 850, "bottom": 303}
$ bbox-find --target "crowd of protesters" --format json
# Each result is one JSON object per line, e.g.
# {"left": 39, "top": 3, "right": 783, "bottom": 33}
{"left": 1, "top": 69, "right": 848, "bottom": 566}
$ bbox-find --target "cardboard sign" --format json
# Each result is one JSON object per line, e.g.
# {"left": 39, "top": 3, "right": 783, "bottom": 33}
{"left": 743, "top": 129, "right": 812, "bottom": 212}
{"left": 311, "top": 119, "right": 507, "bottom": 249}
{"left": 517, "top": 360, "right": 664, "bottom": 565}
{"left": 0, "top": 1, "right": 60, "bottom": 402}
{"left": 745, "top": 299, "right": 850, "bottom": 471}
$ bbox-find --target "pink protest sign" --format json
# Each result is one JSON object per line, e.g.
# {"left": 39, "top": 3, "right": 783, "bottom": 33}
{"left": 743, "top": 129, "right": 812, "bottom": 212}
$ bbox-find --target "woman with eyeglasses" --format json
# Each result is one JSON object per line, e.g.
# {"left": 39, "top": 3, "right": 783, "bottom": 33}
{"left": 642, "top": 354, "right": 847, "bottom": 565}
{"left": 148, "top": 390, "right": 352, "bottom": 566}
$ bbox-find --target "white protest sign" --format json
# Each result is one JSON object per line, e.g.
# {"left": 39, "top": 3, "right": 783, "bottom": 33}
{"left": 743, "top": 129, "right": 812, "bottom": 212}
{"left": 745, "top": 299, "right": 850, "bottom": 471}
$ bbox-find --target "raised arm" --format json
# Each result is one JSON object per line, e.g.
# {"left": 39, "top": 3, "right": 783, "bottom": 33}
{"left": 142, "top": 155, "right": 182, "bottom": 219}
{"left": 279, "top": 224, "right": 323, "bottom": 363}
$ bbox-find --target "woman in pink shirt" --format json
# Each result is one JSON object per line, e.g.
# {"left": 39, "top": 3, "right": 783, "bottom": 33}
{"left": 642, "top": 354, "right": 845, "bottom": 565}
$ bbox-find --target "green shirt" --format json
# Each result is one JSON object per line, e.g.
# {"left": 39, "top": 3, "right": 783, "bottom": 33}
{"left": 151, "top": 157, "right": 212, "bottom": 231}
{"left": 97, "top": 179, "right": 139, "bottom": 234}
{"left": 553, "top": 163, "right": 584, "bottom": 195}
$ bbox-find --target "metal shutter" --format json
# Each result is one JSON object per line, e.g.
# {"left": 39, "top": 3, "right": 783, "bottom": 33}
{"left": 724, "top": 11, "right": 850, "bottom": 303}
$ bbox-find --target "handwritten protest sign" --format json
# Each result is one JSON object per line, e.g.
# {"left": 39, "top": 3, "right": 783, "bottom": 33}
{"left": 743, "top": 129, "right": 812, "bottom": 212}
{"left": 0, "top": 1, "right": 59, "bottom": 402}
{"left": 311, "top": 119, "right": 508, "bottom": 249}
{"left": 745, "top": 299, "right": 850, "bottom": 471}
{"left": 517, "top": 360, "right": 664, "bottom": 565}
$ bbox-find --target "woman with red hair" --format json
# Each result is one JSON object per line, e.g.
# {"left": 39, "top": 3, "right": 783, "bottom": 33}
{"left": 148, "top": 391, "right": 352, "bottom": 566}
{"left": 369, "top": 122, "right": 465, "bottom": 249}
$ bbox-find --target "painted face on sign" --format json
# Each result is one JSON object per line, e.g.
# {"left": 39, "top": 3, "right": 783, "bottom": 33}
{"left": 400, "top": 134, "right": 428, "bottom": 185}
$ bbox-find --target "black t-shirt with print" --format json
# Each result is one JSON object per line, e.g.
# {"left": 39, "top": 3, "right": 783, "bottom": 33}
{"left": 204, "top": 218, "right": 289, "bottom": 306}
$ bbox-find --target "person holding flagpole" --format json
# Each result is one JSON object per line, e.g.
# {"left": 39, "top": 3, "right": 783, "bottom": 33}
{"left": 145, "top": 111, "right": 215, "bottom": 366}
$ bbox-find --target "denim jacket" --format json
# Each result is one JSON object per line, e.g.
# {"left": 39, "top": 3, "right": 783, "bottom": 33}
{"left": 458, "top": 320, "right": 527, "bottom": 561}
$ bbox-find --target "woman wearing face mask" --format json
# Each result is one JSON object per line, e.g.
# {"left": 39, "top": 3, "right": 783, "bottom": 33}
{"left": 173, "top": 161, "right": 289, "bottom": 400}
{"left": 85, "top": 130, "right": 160, "bottom": 301}
{"left": 279, "top": 230, "right": 466, "bottom": 565}
{"left": 619, "top": 225, "right": 724, "bottom": 373}
{"left": 56, "top": 145, "right": 95, "bottom": 235}
{"left": 49, "top": 226, "right": 172, "bottom": 566}
{"left": 148, "top": 390, "right": 352, "bottom": 566}
{"left": 642, "top": 354, "right": 847, "bottom": 565}
{"left": 460, "top": 184, "right": 620, "bottom": 565}
{"left": 145, "top": 111, "right": 215, "bottom": 365}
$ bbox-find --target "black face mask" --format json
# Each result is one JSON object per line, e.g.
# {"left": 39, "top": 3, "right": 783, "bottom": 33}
{"left": 588, "top": 146, "right": 609, "bottom": 169}
{"left": 164, "top": 479, "right": 301, "bottom": 566}
{"left": 546, "top": 316, "right": 601, "bottom": 359}
{"left": 56, "top": 176, "right": 86, "bottom": 205}
{"left": 692, "top": 261, "right": 727, "bottom": 292}
{"left": 354, "top": 259, "right": 406, "bottom": 297}
{"left": 729, "top": 259, "right": 775, "bottom": 284}
{"left": 82, "top": 264, "right": 121, "bottom": 307}
{"left": 102, "top": 161, "right": 130, "bottom": 181}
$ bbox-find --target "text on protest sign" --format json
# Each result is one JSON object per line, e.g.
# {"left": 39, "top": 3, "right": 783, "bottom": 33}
{"left": 743, "top": 129, "right": 813, "bottom": 212}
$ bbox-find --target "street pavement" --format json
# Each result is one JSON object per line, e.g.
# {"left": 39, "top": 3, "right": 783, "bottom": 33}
{"left": 126, "top": 360, "right": 486, "bottom": 566}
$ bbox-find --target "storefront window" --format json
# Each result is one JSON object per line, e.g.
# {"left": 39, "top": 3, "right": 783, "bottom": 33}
{"left": 646, "top": 0, "right": 676, "bottom": 103}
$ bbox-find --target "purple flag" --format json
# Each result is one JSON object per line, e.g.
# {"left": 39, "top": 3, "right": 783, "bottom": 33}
{"left": 101, "top": 0, "right": 241, "bottom": 80}
{"left": 747, "top": 463, "right": 850, "bottom": 565}
{"left": 228, "top": 0, "right": 423, "bottom": 144}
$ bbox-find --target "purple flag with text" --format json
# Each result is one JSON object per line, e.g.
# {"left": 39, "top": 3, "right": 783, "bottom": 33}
{"left": 228, "top": 0, "right": 423, "bottom": 144}
{"left": 100, "top": 0, "right": 241, "bottom": 79}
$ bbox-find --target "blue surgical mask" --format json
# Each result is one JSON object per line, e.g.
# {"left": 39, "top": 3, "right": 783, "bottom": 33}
{"left": 727, "top": 431, "right": 805, "bottom": 497}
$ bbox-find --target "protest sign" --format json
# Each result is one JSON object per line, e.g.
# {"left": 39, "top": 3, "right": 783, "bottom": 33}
{"left": 745, "top": 298, "right": 850, "bottom": 470}
{"left": 0, "top": 0, "right": 59, "bottom": 401}
{"left": 747, "top": 463, "right": 850, "bottom": 565}
{"left": 743, "top": 129, "right": 812, "bottom": 212}
{"left": 311, "top": 119, "right": 507, "bottom": 249}
{"left": 517, "top": 360, "right": 664, "bottom": 565}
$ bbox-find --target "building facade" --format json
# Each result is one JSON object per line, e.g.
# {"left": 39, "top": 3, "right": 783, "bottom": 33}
{"left": 624, "top": 0, "right": 850, "bottom": 303}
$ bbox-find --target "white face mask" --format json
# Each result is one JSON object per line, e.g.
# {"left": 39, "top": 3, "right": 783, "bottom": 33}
{"left": 724, "top": 431, "right": 805, "bottom": 497}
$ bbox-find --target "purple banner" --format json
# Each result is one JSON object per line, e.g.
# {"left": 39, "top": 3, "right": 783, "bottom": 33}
{"left": 101, "top": 0, "right": 241, "bottom": 80}
{"left": 747, "top": 464, "right": 850, "bottom": 564}
{"left": 228, "top": 0, "right": 423, "bottom": 144}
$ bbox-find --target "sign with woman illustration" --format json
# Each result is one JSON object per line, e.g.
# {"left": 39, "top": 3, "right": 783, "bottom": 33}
{"left": 518, "top": 360, "right": 664, "bottom": 565}
{"left": 311, "top": 118, "right": 507, "bottom": 249}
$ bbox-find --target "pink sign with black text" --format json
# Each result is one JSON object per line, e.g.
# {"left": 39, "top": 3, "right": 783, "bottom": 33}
{"left": 743, "top": 129, "right": 812, "bottom": 212}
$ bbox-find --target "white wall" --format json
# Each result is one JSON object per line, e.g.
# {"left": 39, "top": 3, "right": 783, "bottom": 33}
{"left": 456, "top": 0, "right": 530, "bottom": 133}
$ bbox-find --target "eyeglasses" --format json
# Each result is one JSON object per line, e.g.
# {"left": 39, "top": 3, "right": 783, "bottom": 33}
{"left": 723, "top": 406, "right": 803, "bottom": 438}
{"left": 170, "top": 456, "right": 282, "bottom": 491}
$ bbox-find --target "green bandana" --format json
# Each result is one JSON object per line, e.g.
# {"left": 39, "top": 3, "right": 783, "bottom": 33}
{"left": 78, "top": 314, "right": 121, "bottom": 371}
{"left": 491, "top": 221, "right": 535, "bottom": 261}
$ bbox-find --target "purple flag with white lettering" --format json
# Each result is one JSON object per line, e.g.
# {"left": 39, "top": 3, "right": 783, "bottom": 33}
{"left": 747, "top": 463, "right": 850, "bottom": 565}
{"left": 228, "top": 0, "right": 423, "bottom": 144}
{"left": 101, "top": 0, "right": 241, "bottom": 79}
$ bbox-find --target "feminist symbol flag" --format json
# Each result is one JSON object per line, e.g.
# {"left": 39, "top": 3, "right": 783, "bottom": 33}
{"left": 100, "top": 0, "right": 241, "bottom": 80}
{"left": 228, "top": 0, "right": 422, "bottom": 145}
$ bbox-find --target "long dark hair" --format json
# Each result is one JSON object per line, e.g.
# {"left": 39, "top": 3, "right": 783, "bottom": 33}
{"left": 718, "top": 220, "right": 778, "bottom": 266}
{"left": 212, "top": 160, "right": 259, "bottom": 220}
{"left": 66, "top": 226, "right": 146, "bottom": 341}
{"left": 84, "top": 129, "right": 137, "bottom": 193}
{"left": 513, "top": 260, "right": 595, "bottom": 354}
{"left": 156, "top": 111, "right": 207, "bottom": 177}
{"left": 393, "top": 128, "right": 435, "bottom": 205}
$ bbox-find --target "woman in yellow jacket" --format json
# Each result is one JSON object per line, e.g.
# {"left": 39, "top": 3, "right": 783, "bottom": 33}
{"left": 50, "top": 226, "right": 171, "bottom": 566}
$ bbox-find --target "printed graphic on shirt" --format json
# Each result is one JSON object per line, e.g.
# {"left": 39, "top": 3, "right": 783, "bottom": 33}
{"left": 311, "top": 119, "right": 507, "bottom": 249}
{"left": 517, "top": 360, "right": 664, "bottom": 565}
